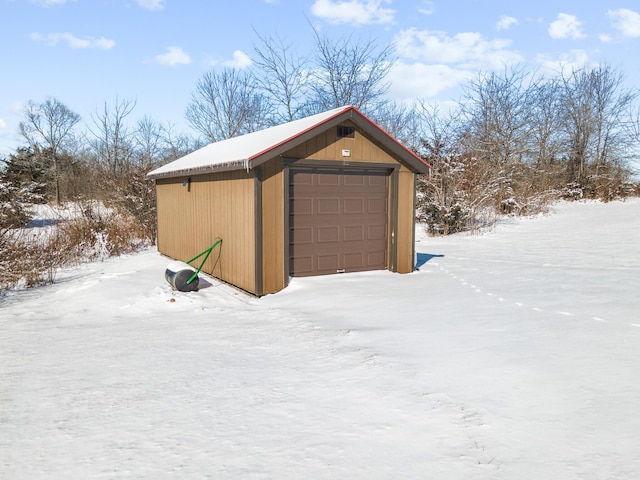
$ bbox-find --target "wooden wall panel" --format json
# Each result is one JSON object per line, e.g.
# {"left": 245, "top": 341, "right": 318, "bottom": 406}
{"left": 260, "top": 158, "right": 285, "bottom": 294}
{"left": 156, "top": 170, "right": 257, "bottom": 294}
{"left": 395, "top": 170, "right": 416, "bottom": 273}
{"left": 283, "top": 121, "right": 398, "bottom": 165}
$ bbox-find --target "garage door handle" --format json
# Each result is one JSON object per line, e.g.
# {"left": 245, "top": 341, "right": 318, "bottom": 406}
{"left": 336, "top": 269, "right": 346, "bottom": 273}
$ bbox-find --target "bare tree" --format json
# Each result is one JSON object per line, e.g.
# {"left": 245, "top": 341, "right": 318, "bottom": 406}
{"left": 461, "top": 66, "right": 539, "bottom": 167}
{"left": 162, "top": 124, "right": 203, "bottom": 165}
{"left": 186, "top": 68, "right": 271, "bottom": 142}
{"left": 589, "top": 66, "right": 636, "bottom": 182}
{"left": 459, "top": 67, "right": 545, "bottom": 211}
{"left": 134, "top": 115, "right": 166, "bottom": 169}
{"left": 560, "top": 67, "right": 595, "bottom": 184}
{"left": 252, "top": 31, "right": 310, "bottom": 123}
{"left": 415, "top": 103, "right": 476, "bottom": 234}
{"left": 529, "top": 79, "right": 564, "bottom": 169}
{"left": 559, "top": 65, "right": 637, "bottom": 195}
{"left": 630, "top": 107, "right": 640, "bottom": 179}
{"left": 307, "top": 27, "right": 395, "bottom": 115}
{"left": 19, "top": 98, "right": 81, "bottom": 205}
{"left": 373, "top": 101, "right": 423, "bottom": 153}
{"left": 88, "top": 97, "right": 136, "bottom": 177}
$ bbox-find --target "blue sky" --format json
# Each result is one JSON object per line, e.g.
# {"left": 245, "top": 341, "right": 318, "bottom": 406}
{"left": 1, "top": 0, "right": 639, "bottom": 155}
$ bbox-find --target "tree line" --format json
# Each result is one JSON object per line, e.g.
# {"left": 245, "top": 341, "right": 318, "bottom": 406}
{"left": 2, "top": 26, "right": 640, "bottom": 241}
{"left": 414, "top": 65, "right": 640, "bottom": 233}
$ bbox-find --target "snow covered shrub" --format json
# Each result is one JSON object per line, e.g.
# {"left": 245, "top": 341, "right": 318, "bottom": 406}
{"left": 0, "top": 232, "right": 22, "bottom": 291}
{"left": 0, "top": 201, "right": 151, "bottom": 293}
{"left": 1, "top": 149, "right": 49, "bottom": 230}
{"left": 0, "top": 181, "right": 31, "bottom": 229}
{"left": 113, "top": 165, "right": 157, "bottom": 242}
{"left": 0, "top": 230, "right": 59, "bottom": 290}
{"left": 562, "top": 182, "right": 584, "bottom": 200}
{"left": 499, "top": 196, "right": 519, "bottom": 214}
{"left": 414, "top": 141, "right": 475, "bottom": 235}
{"left": 417, "top": 197, "right": 470, "bottom": 235}
{"left": 620, "top": 181, "right": 640, "bottom": 198}
{"left": 0, "top": 180, "right": 48, "bottom": 228}
{"left": 58, "top": 202, "right": 150, "bottom": 260}
{"left": 92, "top": 165, "right": 157, "bottom": 244}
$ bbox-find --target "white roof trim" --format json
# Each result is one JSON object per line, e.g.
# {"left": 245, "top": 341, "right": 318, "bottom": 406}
{"left": 148, "top": 106, "right": 351, "bottom": 179}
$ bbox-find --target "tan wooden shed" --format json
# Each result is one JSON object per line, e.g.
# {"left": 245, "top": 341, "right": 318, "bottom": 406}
{"left": 148, "top": 106, "right": 430, "bottom": 296}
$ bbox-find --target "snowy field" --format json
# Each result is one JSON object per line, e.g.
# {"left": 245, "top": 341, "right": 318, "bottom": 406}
{"left": 1, "top": 199, "right": 639, "bottom": 479}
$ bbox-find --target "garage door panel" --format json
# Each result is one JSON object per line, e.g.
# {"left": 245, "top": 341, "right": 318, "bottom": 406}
{"left": 367, "top": 224, "right": 386, "bottom": 241}
{"left": 367, "top": 175, "right": 387, "bottom": 187}
{"left": 367, "top": 197, "right": 387, "bottom": 214}
{"left": 344, "top": 225, "right": 364, "bottom": 242}
{"left": 343, "top": 252, "right": 364, "bottom": 270}
{"left": 291, "top": 255, "right": 313, "bottom": 275}
{"left": 317, "top": 198, "right": 340, "bottom": 214}
{"left": 291, "top": 197, "right": 313, "bottom": 215}
{"left": 293, "top": 172, "right": 314, "bottom": 186}
{"left": 290, "top": 226, "right": 313, "bottom": 244}
{"left": 344, "top": 175, "right": 365, "bottom": 187}
{"left": 290, "top": 168, "right": 389, "bottom": 277}
{"left": 343, "top": 198, "right": 364, "bottom": 214}
{"left": 317, "top": 173, "right": 340, "bottom": 186}
{"left": 317, "top": 254, "right": 339, "bottom": 272}
{"left": 317, "top": 226, "right": 340, "bottom": 243}
{"left": 367, "top": 251, "right": 386, "bottom": 267}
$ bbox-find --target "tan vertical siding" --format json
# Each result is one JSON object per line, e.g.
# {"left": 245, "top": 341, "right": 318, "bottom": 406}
{"left": 283, "top": 121, "right": 397, "bottom": 164}
{"left": 156, "top": 170, "right": 257, "bottom": 294}
{"left": 260, "top": 158, "right": 285, "bottom": 294}
{"left": 395, "top": 168, "right": 416, "bottom": 273}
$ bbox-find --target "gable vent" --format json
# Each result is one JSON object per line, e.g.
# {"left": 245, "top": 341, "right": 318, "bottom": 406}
{"left": 337, "top": 125, "right": 355, "bottom": 138}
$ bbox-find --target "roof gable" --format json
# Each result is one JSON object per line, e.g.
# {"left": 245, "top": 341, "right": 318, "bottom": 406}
{"left": 148, "top": 106, "right": 429, "bottom": 179}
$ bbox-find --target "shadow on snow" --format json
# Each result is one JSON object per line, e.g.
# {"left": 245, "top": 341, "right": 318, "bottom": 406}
{"left": 416, "top": 253, "right": 445, "bottom": 269}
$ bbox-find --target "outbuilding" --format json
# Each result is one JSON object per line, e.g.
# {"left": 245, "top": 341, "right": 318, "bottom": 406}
{"left": 148, "top": 106, "right": 430, "bottom": 296}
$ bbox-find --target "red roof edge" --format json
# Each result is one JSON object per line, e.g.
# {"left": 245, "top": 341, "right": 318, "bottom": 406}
{"left": 248, "top": 106, "right": 353, "bottom": 162}
{"left": 348, "top": 106, "right": 431, "bottom": 170}
{"left": 248, "top": 105, "right": 431, "bottom": 172}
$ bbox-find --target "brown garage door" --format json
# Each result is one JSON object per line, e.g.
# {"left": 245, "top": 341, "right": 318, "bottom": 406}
{"left": 289, "top": 167, "right": 389, "bottom": 277}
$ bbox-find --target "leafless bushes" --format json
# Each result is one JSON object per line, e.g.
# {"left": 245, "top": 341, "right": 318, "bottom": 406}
{"left": 415, "top": 65, "right": 639, "bottom": 235}
{"left": 0, "top": 202, "right": 151, "bottom": 293}
{"left": 1, "top": 227, "right": 75, "bottom": 291}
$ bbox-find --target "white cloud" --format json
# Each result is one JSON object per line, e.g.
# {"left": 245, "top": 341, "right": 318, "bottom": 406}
{"left": 207, "top": 50, "right": 253, "bottom": 69}
{"left": 496, "top": 15, "right": 518, "bottom": 31}
{"left": 599, "top": 33, "right": 612, "bottom": 43}
{"left": 418, "top": 1, "right": 434, "bottom": 15}
{"left": 222, "top": 50, "right": 252, "bottom": 69}
{"left": 535, "top": 49, "right": 591, "bottom": 76}
{"left": 155, "top": 46, "right": 191, "bottom": 66}
{"left": 608, "top": 8, "right": 640, "bottom": 38}
{"left": 31, "top": 32, "right": 115, "bottom": 49}
{"left": 548, "top": 13, "right": 586, "bottom": 40}
{"left": 387, "top": 61, "right": 473, "bottom": 100}
{"left": 137, "top": 0, "right": 165, "bottom": 10}
{"left": 311, "top": 0, "right": 395, "bottom": 25}
{"left": 394, "top": 28, "right": 522, "bottom": 70}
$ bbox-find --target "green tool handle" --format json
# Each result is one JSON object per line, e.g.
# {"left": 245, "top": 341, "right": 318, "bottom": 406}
{"left": 186, "top": 238, "right": 222, "bottom": 284}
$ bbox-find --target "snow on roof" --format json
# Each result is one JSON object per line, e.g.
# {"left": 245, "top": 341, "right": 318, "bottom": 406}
{"left": 148, "top": 106, "right": 352, "bottom": 179}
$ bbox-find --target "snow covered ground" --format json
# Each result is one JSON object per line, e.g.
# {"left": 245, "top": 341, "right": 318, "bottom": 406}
{"left": 1, "top": 199, "right": 639, "bottom": 479}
